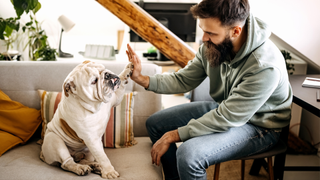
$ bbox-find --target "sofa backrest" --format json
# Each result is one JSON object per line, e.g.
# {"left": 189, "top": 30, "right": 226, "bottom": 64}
{"left": 0, "top": 61, "right": 162, "bottom": 137}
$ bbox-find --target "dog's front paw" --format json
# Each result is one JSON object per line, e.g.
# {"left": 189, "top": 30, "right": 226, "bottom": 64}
{"left": 122, "top": 62, "right": 134, "bottom": 84}
{"left": 101, "top": 168, "right": 120, "bottom": 179}
{"left": 75, "top": 164, "right": 93, "bottom": 176}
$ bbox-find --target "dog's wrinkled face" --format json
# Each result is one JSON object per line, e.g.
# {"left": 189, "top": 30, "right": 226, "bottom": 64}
{"left": 63, "top": 61, "right": 121, "bottom": 105}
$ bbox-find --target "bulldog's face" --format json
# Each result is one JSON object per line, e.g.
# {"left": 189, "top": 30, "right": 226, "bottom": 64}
{"left": 63, "top": 61, "right": 121, "bottom": 104}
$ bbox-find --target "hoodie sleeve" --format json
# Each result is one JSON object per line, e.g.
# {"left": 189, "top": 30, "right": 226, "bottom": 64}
{"left": 147, "top": 46, "right": 208, "bottom": 94}
{"left": 178, "top": 67, "right": 281, "bottom": 141}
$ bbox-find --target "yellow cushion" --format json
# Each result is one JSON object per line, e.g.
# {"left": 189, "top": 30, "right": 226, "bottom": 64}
{"left": 0, "top": 90, "right": 42, "bottom": 156}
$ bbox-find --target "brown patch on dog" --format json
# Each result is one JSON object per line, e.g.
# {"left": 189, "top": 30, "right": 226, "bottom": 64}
{"left": 60, "top": 118, "right": 85, "bottom": 144}
{"left": 63, "top": 81, "right": 76, "bottom": 97}
{"left": 82, "top": 60, "right": 91, "bottom": 64}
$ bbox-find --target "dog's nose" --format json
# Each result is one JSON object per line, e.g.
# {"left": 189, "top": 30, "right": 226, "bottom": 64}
{"left": 113, "top": 77, "right": 120, "bottom": 85}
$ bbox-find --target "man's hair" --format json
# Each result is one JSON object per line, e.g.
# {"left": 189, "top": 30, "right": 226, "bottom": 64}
{"left": 190, "top": 0, "right": 250, "bottom": 27}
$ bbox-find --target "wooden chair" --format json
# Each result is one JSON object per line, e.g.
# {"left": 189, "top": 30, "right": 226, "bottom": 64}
{"left": 213, "top": 125, "right": 289, "bottom": 180}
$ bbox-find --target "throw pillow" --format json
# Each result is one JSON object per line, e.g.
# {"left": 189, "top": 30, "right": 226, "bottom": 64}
{"left": 0, "top": 90, "right": 42, "bottom": 156}
{"left": 38, "top": 90, "right": 137, "bottom": 148}
{"left": 102, "top": 92, "right": 137, "bottom": 148}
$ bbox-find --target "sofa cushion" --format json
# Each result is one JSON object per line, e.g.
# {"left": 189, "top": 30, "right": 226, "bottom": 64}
{"left": 0, "top": 90, "right": 42, "bottom": 156}
{"left": 38, "top": 90, "right": 137, "bottom": 148}
{"left": 0, "top": 137, "right": 163, "bottom": 180}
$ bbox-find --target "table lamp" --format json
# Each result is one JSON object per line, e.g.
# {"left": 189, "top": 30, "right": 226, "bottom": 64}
{"left": 58, "top": 15, "right": 75, "bottom": 58}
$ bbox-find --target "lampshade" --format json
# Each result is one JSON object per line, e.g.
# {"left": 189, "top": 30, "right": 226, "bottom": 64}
{"left": 58, "top": 15, "right": 75, "bottom": 32}
{"left": 57, "top": 15, "right": 75, "bottom": 58}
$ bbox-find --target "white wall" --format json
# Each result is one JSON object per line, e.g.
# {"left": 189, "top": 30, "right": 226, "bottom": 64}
{"left": 249, "top": 0, "right": 320, "bottom": 67}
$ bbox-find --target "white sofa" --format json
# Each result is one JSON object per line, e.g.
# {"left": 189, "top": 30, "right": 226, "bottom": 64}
{"left": 0, "top": 61, "right": 163, "bottom": 180}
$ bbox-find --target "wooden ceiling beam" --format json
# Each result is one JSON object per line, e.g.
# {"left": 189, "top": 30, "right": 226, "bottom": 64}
{"left": 96, "top": 0, "right": 196, "bottom": 67}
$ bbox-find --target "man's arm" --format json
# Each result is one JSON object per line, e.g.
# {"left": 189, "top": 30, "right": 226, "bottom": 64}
{"left": 126, "top": 44, "right": 150, "bottom": 88}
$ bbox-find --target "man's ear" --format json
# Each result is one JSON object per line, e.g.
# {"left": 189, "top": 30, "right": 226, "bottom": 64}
{"left": 63, "top": 80, "right": 76, "bottom": 97}
{"left": 231, "top": 26, "right": 242, "bottom": 38}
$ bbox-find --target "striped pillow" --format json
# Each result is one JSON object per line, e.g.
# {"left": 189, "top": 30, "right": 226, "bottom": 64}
{"left": 102, "top": 92, "right": 137, "bottom": 148}
{"left": 38, "top": 90, "right": 136, "bottom": 148}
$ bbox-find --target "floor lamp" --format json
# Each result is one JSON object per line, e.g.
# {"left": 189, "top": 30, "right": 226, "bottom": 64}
{"left": 58, "top": 15, "right": 75, "bottom": 58}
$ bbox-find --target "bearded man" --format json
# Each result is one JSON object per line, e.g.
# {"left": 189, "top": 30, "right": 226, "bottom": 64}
{"left": 126, "top": 0, "right": 292, "bottom": 179}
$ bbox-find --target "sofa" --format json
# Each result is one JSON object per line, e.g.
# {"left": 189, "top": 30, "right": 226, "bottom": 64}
{"left": 0, "top": 60, "right": 164, "bottom": 180}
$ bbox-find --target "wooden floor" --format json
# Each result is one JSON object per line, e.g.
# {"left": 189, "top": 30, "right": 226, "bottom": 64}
{"left": 206, "top": 160, "right": 269, "bottom": 180}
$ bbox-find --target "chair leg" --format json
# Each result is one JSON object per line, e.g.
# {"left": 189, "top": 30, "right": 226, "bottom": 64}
{"left": 267, "top": 157, "right": 274, "bottom": 180}
{"left": 241, "top": 160, "right": 245, "bottom": 180}
{"left": 213, "top": 163, "right": 221, "bottom": 180}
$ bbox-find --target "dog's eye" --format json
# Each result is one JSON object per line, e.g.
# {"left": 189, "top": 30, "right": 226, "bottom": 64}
{"left": 105, "top": 73, "right": 110, "bottom": 79}
{"left": 91, "top": 78, "right": 98, "bottom": 85}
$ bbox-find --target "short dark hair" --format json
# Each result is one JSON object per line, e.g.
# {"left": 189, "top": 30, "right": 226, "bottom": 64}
{"left": 190, "top": 0, "right": 250, "bottom": 27}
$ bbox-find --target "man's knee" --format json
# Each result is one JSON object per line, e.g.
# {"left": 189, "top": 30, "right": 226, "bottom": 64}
{"left": 176, "top": 143, "right": 199, "bottom": 169}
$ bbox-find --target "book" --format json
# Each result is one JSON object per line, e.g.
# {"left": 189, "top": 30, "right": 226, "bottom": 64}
{"left": 302, "top": 77, "right": 320, "bottom": 89}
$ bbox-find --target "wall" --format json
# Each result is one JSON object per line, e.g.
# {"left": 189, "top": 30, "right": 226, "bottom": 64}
{"left": 249, "top": 0, "right": 320, "bottom": 71}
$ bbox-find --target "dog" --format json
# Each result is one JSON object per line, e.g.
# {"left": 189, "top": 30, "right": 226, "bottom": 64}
{"left": 40, "top": 60, "right": 133, "bottom": 179}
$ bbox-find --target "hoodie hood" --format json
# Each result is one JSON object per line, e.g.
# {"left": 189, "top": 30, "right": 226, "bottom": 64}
{"left": 231, "top": 13, "right": 271, "bottom": 65}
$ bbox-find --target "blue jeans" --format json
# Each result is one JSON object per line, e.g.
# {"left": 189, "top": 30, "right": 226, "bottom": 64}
{"left": 146, "top": 101, "right": 280, "bottom": 180}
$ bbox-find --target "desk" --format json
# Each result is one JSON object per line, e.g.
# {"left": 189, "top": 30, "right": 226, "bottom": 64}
{"left": 289, "top": 75, "right": 320, "bottom": 117}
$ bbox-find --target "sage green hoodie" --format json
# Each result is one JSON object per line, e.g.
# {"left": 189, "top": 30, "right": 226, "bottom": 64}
{"left": 147, "top": 13, "right": 293, "bottom": 141}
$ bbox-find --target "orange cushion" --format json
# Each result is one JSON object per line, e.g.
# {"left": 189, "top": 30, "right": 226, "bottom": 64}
{"left": 0, "top": 90, "right": 42, "bottom": 156}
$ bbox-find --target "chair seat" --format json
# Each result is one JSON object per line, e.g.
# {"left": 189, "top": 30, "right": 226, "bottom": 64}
{"left": 239, "top": 139, "right": 287, "bottom": 160}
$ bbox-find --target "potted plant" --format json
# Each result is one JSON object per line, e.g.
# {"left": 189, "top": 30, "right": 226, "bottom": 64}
{"left": 22, "top": 13, "right": 57, "bottom": 61}
{"left": 0, "top": 17, "right": 20, "bottom": 60}
{"left": 0, "top": 0, "right": 57, "bottom": 61}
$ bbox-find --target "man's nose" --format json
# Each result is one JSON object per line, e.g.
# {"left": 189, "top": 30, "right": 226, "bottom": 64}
{"left": 202, "top": 33, "right": 209, "bottom": 42}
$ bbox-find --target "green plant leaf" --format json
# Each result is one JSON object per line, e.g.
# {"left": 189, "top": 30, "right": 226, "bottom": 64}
{"left": 0, "top": 19, "right": 6, "bottom": 40}
{"left": 33, "top": 2, "right": 41, "bottom": 14}
{"left": 11, "top": 0, "right": 39, "bottom": 18}
{"left": 11, "top": 0, "right": 27, "bottom": 18}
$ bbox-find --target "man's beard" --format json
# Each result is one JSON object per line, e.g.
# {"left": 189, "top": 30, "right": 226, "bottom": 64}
{"left": 204, "top": 36, "right": 234, "bottom": 67}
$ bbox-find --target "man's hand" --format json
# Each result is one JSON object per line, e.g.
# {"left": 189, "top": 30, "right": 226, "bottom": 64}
{"left": 126, "top": 44, "right": 150, "bottom": 88}
{"left": 151, "top": 130, "right": 181, "bottom": 166}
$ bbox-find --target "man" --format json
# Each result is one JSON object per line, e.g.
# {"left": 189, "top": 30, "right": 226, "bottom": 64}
{"left": 126, "top": 0, "right": 292, "bottom": 179}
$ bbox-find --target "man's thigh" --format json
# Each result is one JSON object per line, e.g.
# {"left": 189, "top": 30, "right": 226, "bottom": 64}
{"left": 146, "top": 101, "right": 219, "bottom": 136}
{"left": 176, "top": 123, "right": 280, "bottom": 168}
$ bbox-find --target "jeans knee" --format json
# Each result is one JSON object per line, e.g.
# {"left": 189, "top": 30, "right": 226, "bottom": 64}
{"left": 176, "top": 143, "right": 206, "bottom": 179}
{"left": 176, "top": 143, "right": 198, "bottom": 170}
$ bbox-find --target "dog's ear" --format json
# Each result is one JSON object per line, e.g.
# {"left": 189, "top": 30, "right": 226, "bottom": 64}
{"left": 63, "top": 80, "right": 76, "bottom": 97}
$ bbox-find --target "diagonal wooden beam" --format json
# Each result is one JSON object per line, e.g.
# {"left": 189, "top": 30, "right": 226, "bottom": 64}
{"left": 96, "top": 0, "right": 196, "bottom": 67}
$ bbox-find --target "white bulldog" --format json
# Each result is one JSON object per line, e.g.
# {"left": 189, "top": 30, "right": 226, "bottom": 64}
{"left": 40, "top": 60, "right": 133, "bottom": 179}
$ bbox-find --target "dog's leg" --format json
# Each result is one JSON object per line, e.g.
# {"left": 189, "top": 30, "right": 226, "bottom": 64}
{"left": 114, "top": 62, "right": 134, "bottom": 105}
{"left": 78, "top": 149, "right": 102, "bottom": 175}
{"left": 42, "top": 132, "right": 92, "bottom": 176}
{"left": 83, "top": 139, "right": 119, "bottom": 179}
